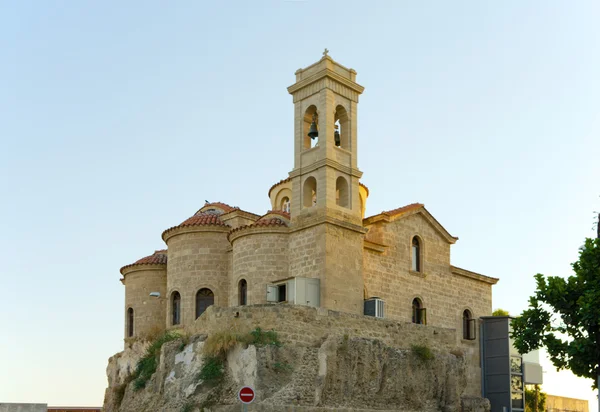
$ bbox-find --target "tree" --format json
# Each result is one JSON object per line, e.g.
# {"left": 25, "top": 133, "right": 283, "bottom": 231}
{"left": 511, "top": 237, "right": 600, "bottom": 391}
{"left": 524, "top": 385, "right": 546, "bottom": 412}
{"left": 492, "top": 308, "right": 509, "bottom": 316}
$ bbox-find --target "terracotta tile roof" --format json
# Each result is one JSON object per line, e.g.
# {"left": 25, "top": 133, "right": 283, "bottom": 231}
{"left": 268, "top": 177, "right": 292, "bottom": 196}
{"left": 120, "top": 250, "right": 167, "bottom": 274}
{"left": 162, "top": 212, "right": 229, "bottom": 239}
{"left": 228, "top": 214, "right": 289, "bottom": 237}
{"left": 199, "top": 202, "right": 239, "bottom": 214}
{"left": 179, "top": 213, "right": 228, "bottom": 227}
{"left": 254, "top": 217, "right": 288, "bottom": 227}
{"left": 263, "top": 210, "right": 291, "bottom": 220}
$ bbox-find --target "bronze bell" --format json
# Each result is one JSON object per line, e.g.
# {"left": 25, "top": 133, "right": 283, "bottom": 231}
{"left": 307, "top": 114, "right": 319, "bottom": 139}
{"left": 334, "top": 126, "right": 341, "bottom": 147}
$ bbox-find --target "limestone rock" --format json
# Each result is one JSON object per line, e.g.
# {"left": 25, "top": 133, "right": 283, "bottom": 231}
{"left": 104, "top": 333, "right": 486, "bottom": 412}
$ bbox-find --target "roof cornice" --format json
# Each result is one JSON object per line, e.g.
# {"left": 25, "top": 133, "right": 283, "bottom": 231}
{"left": 451, "top": 266, "right": 499, "bottom": 285}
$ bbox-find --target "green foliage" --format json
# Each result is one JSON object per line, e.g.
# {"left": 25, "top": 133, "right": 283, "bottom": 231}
{"left": 197, "top": 355, "right": 224, "bottom": 383}
{"left": 132, "top": 331, "right": 180, "bottom": 391}
{"left": 247, "top": 327, "right": 282, "bottom": 347}
{"left": 272, "top": 361, "right": 293, "bottom": 373}
{"left": 411, "top": 344, "right": 434, "bottom": 361}
{"left": 524, "top": 385, "right": 547, "bottom": 412}
{"left": 492, "top": 308, "right": 510, "bottom": 316}
{"left": 511, "top": 237, "right": 600, "bottom": 389}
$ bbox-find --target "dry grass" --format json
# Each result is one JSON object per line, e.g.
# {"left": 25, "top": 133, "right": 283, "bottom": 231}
{"left": 202, "top": 331, "right": 243, "bottom": 357}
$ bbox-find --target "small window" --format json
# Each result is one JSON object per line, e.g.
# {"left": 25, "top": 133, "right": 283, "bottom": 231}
{"left": 239, "top": 279, "right": 247, "bottom": 306}
{"left": 412, "top": 298, "right": 426, "bottom": 325}
{"left": 411, "top": 237, "right": 421, "bottom": 272}
{"left": 463, "top": 310, "right": 476, "bottom": 340}
{"left": 127, "top": 307, "right": 134, "bottom": 337}
{"left": 281, "top": 197, "right": 290, "bottom": 213}
{"left": 172, "top": 291, "right": 181, "bottom": 326}
{"left": 196, "top": 288, "right": 214, "bottom": 319}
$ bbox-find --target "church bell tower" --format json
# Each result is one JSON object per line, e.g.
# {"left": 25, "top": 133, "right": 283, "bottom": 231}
{"left": 286, "top": 50, "right": 366, "bottom": 315}
{"left": 287, "top": 49, "right": 365, "bottom": 226}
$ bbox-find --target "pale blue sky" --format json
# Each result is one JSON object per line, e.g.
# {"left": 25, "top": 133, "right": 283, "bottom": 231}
{"left": 1, "top": 1, "right": 599, "bottom": 408}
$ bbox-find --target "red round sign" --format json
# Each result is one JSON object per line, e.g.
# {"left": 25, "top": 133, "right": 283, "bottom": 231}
{"left": 238, "top": 386, "right": 255, "bottom": 404}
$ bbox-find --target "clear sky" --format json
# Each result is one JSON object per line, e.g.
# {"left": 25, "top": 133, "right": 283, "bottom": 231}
{"left": 1, "top": 1, "right": 599, "bottom": 408}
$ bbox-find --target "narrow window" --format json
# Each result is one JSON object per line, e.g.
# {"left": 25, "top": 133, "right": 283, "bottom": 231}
{"left": 239, "top": 279, "right": 247, "bottom": 306}
{"left": 411, "top": 237, "right": 421, "bottom": 272}
{"left": 281, "top": 197, "right": 290, "bottom": 213}
{"left": 463, "top": 310, "right": 476, "bottom": 340}
{"left": 196, "top": 288, "right": 214, "bottom": 319}
{"left": 172, "top": 291, "right": 181, "bottom": 326}
{"left": 412, "top": 298, "right": 426, "bottom": 324}
{"left": 127, "top": 307, "right": 134, "bottom": 337}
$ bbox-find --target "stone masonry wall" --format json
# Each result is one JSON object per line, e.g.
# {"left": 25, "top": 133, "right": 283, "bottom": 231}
{"left": 123, "top": 267, "right": 166, "bottom": 340}
{"left": 363, "top": 212, "right": 493, "bottom": 396}
{"left": 288, "top": 224, "right": 325, "bottom": 283}
{"left": 192, "top": 304, "right": 457, "bottom": 353}
{"left": 323, "top": 223, "right": 363, "bottom": 315}
{"left": 230, "top": 232, "right": 289, "bottom": 305}
{"left": 165, "top": 230, "right": 230, "bottom": 328}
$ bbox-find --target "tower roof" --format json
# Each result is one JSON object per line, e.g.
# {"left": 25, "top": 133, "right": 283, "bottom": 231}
{"left": 120, "top": 250, "right": 167, "bottom": 274}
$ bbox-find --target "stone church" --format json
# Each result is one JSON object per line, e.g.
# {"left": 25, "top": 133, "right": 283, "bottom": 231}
{"left": 120, "top": 51, "right": 498, "bottom": 362}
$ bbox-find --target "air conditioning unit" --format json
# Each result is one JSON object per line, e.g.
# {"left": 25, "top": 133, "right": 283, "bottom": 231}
{"left": 364, "top": 297, "right": 385, "bottom": 318}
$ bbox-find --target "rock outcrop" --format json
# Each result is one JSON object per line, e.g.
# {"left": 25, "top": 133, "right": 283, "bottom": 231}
{"left": 103, "top": 331, "right": 488, "bottom": 412}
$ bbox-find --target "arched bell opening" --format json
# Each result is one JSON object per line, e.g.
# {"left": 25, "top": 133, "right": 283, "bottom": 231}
{"left": 334, "top": 105, "right": 350, "bottom": 149}
{"left": 303, "top": 176, "right": 317, "bottom": 208}
{"left": 303, "top": 105, "right": 319, "bottom": 149}
{"left": 335, "top": 176, "right": 350, "bottom": 209}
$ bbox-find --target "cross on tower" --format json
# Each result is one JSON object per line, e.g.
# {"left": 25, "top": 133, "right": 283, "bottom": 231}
{"left": 323, "top": 48, "right": 329, "bottom": 57}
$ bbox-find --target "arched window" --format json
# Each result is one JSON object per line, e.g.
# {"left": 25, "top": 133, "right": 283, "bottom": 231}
{"left": 336, "top": 176, "right": 349, "bottom": 208}
{"left": 411, "top": 237, "right": 421, "bottom": 272}
{"left": 172, "top": 292, "right": 181, "bottom": 326}
{"left": 281, "top": 197, "right": 290, "bottom": 213}
{"left": 239, "top": 279, "right": 247, "bottom": 306}
{"left": 127, "top": 307, "right": 134, "bottom": 337}
{"left": 412, "top": 298, "right": 426, "bottom": 325}
{"left": 303, "top": 176, "right": 317, "bottom": 208}
{"left": 463, "top": 310, "right": 476, "bottom": 340}
{"left": 196, "top": 288, "right": 214, "bottom": 319}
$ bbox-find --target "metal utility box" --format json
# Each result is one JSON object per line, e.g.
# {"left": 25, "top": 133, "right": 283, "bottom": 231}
{"left": 364, "top": 297, "right": 385, "bottom": 318}
{"left": 480, "top": 316, "right": 525, "bottom": 412}
{"left": 267, "top": 277, "right": 320, "bottom": 308}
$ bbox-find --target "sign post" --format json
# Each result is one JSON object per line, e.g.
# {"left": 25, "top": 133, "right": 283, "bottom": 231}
{"left": 238, "top": 386, "right": 255, "bottom": 412}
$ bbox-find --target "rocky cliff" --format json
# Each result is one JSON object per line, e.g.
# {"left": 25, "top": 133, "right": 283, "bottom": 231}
{"left": 103, "top": 325, "right": 489, "bottom": 412}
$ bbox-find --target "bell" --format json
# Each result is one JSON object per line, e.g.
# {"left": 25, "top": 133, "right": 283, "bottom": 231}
{"left": 334, "top": 129, "right": 341, "bottom": 147}
{"left": 308, "top": 121, "right": 319, "bottom": 140}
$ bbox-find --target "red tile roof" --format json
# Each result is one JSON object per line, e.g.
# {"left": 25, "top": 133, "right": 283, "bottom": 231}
{"left": 120, "top": 250, "right": 167, "bottom": 274}
{"left": 179, "top": 213, "right": 228, "bottom": 227}
{"left": 162, "top": 212, "right": 229, "bottom": 240}
{"left": 199, "top": 202, "right": 239, "bottom": 214}
{"left": 254, "top": 217, "right": 288, "bottom": 227}
{"left": 262, "top": 210, "right": 291, "bottom": 220}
